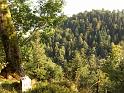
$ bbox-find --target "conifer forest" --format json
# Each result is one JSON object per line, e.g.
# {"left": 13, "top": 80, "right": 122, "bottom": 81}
{"left": 0, "top": 0, "right": 124, "bottom": 93}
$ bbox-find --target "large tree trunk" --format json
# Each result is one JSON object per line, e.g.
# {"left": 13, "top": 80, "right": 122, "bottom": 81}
{"left": 0, "top": 0, "right": 24, "bottom": 79}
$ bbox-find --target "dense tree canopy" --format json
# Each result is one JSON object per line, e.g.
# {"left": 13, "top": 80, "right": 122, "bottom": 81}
{"left": 0, "top": 0, "right": 64, "bottom": 79}
{"left": 0, "top": 0, "right": 124, "bottom": 93}
{"left": 44, "top": 10, "right": 124, "bottom": 92}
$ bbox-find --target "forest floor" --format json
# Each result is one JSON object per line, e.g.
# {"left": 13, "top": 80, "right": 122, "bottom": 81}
{"left": 0, "top": 76, "right": 37, "bottom": 93}
{"left": 0, "top": 76, "right": 21, "bottom": 93}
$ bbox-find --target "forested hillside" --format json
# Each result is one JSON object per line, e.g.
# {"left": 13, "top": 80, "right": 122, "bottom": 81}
{"left": 61, "top": 10, "right": 124, "bottom": 57}
{"left": 44, "top": 10, "right": 124, "bottom": 93}
{"left": 0, "top": 0, "right": 124, "bottom": 93}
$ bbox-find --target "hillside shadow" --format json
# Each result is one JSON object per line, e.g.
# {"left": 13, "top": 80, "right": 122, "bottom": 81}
{"left": 1, "top": 82, "right": 21, "bottom": 93}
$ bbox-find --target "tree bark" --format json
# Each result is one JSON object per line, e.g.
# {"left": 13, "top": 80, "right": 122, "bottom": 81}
{"left": 0, "top": 0, "right": 24, "bottom": 79}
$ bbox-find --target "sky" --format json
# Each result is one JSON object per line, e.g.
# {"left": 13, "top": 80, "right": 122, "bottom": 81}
{"left": 63, "top": 0, "right": 124, "bottom": 16}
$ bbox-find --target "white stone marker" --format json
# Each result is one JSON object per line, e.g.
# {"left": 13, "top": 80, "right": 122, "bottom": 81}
{"left": 20, "top": 75, "right": 32, "bottom": 92}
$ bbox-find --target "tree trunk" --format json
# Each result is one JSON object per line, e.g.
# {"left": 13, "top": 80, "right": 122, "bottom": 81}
{"left": 0, "top": 0, "right": 24, "bottom": 79}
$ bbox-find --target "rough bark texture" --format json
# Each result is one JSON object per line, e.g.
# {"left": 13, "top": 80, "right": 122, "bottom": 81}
{"left": 0, "top": 0, "right": 24, "bottom": 79}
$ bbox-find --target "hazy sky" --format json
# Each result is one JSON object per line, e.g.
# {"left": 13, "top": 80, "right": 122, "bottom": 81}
{"left": 63, "top": 0, "right": 124, "bottom": 16}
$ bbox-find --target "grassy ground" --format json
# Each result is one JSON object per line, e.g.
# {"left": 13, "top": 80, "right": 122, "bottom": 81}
{"left": 0, "top": 76, "right": 20, "bottom": 93}
{"left": 0, "top": 77, "right": 76, "bottom": 93}
{"left": 0, "top": 76, "right": 91, "bottom": 93}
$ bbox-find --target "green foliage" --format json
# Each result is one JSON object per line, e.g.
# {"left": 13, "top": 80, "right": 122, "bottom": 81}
{"left": 1, "top": 0, "right": 124, "bottom": 92}
{"left": 101, "top": 43, "right": 124, "bottom": 92}
{"left": 38, "top": 0, "right": 64, "bottom": 27}
{"left": 9, "top": 0, "right": 38, "bottom": 33}
{"left": 23, "top": 31, "right": 63, "bottom": 81}
{"left": 31, "top": 81, "right": 76, "bottom": 93}
{"left": 9, "top": 0, "right": 64, "bottom": 34}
